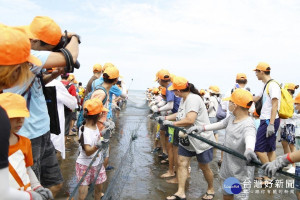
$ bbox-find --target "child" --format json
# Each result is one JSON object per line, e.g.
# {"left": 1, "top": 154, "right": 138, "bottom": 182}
{"left": 188, "top": 89, "right": 259, "bottom": 200}
{"left": 0, "top": 93, "right": 53, "bottom": 199}
{"left": 262, "top": 92, "right": 300, "bottom": 200}
{"left": 76, "top": 98, "right": 109, "bottom": 200}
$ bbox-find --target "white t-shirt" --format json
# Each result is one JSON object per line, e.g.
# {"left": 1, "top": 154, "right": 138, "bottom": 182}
{"left": 258, "top": 81, "right": 281, "bottom": 120}
{"left": 76, "top": 126, "right": 102, "bottom": 166}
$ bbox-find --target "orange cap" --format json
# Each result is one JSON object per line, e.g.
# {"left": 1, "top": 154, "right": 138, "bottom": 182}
{"left": 236, "top": 73, "right": 247, "bottom": 80}
{"left": 284, "top": 83, "right": 299, "bottom": 91}
{"left": 168, "top": 76, "right": 188, "bottom": 91}
{"left": 152, "top": 88, "right": 159, "bottom": 94}
{"left": 83, "top": 98, "right": 108, "bottom": 115}
{"left": 295, "top": 93, "right": 300, "bottom": 104}
{"left": 0, "top": 93, "right": 30, "bottom": 118}
{"left": 170, "top": 74, "right": 175, "bottom": 82}
{"left": 161, "top": 87, "right": 166, "bottom": 95}
{"left": 223, "top": 88, "right": 253, "bottom": 108}
{"left": 253, "top": 62, "right": 271, "bottom": 71}
{"left": 0, "top": 25, "right": 42, "bottom": 66}
{"left": 157, "top": 69, "right": 171, "bottom": 81}
{"left": 148, "top": 88, "right": 153, "bottom": 92}
{"left": 74, "top": 79, "right": 78, "bottom": 84}
{"left": 67, "top": 74, "right": 75, "bottom": 82}
{"left": 199, "top": 89, "right": 206, "bottom": 95}
{"left": 103, "top": 63, "right": 115, "bottom": 71}
{"left": 93, "top": 63, "right": 102, "bottom": 72}
{"left": 103, "top": 66, "right": 119, "bottom": 79}
{"left": 20, "top": 16, "right": 62, "bottom": 46}
{"left": 209, "top": 85, "right": 220, "bottom": 94}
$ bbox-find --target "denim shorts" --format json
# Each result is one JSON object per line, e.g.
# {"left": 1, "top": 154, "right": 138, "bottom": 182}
{"left": 255, "top": 118, "right": 280, "bottom": 152}
{"left": 31, "top": 132, "right": 63, "bottom": 187}
{"left": 178, "top": 145, "right": 213, "bottom": 164}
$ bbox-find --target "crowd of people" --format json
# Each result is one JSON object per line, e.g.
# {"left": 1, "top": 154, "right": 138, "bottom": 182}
{"left": 146, "top": 67, "right": 300, "bottom": 200}
{"left": 0, "top": 16, "right": 127, "bottom": 200}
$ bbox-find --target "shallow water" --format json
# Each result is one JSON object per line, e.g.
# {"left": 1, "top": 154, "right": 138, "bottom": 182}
{"left": 56, "top": 90, "right": 297, "bottom": 200}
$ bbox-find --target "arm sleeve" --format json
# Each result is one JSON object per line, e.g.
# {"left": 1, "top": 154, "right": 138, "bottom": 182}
{"left": 56, "top": 82, "right": 77, "bottom": 110}
{"left": 157, "top": 100, "right": 167, "bottom": 107}
{"left": 0, "top": 167, "right": 31, "bottom": 200}
{"left": 244, "top": 126, "right": 256, "bottom": 150}
{"left": 27, "top": 167, "right": 40, "bottom": 189}
{"left": 159, "top": 101, "right": 174, "bottom": 112}
{"left": 204, "top": 116, "right": 231, "bottom": 131}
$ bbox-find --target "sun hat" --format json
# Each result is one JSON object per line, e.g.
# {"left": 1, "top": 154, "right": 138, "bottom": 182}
{"left": 83, "top": 98, "right": 108, "bottom": 115}
{"left": 20, "top": 16, "right": 62, "bottom": 46}
{"left": 0, "top": 93, "right": 30, "bottom": 118}
{"left": 93, "top": 64, "right": 102, "bottom": 72}
{"left": 223, "top": 88, "right": 253, "bottom": 108}
{"left": 168, "top": 76, "right": 188, "bottom": 91}
{"left": 253, "top": 62, "right": 271, "bottom": 71}
{"left": 103, "top": 66, "right": 119, "bottom": 79}
{"left": 0, "top": 25, "right": 42, "bottom": 66}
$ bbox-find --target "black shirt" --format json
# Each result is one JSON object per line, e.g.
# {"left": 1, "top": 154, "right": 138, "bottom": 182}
{"left": 0, "top": 106, "right": 10, "bottom": 169}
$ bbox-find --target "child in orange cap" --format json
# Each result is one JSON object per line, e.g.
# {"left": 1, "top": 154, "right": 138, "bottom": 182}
{"left": 76, "top": 98, "right": 109, "bottom": 200}
{"left": 278, "top": 83, "right": 299, "bottom": 173}
{"left": 188, "top": 89, "right": 259, "bottom": 200}
{"left": 0, "top": 93, "right": 52, "bottom": 199}
{"left": 263, "top": 92, "right": 300, "bottom": 199}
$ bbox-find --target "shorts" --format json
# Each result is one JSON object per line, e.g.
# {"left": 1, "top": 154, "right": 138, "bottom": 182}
{"left": 76, "top": 163, "right": 107, "bottom": 185}
{"left": 31, "top": 132, "right": 63, "bottom": 187}
{"left": 103, "top": 146, "right": 110, "bottom": 158}
{"left": 279, "top": 124, "right": 295, "bottom": 144}
{"left": 160, "top": 125, "right": 169, "bottom": 137}
{"left": 178, "top": 145, "right": 213, "bottom": 164}
{"left": 168, "top": 127, "right": 179, "bottom": 146}
{"left": 71, "top": 111, "right": 77, "bottom": 120}
{"left": 255, "top": 118, "right": 280, "bottom": 153}
{"left": 209, "top": 117, "right": 218, "bottom": 134}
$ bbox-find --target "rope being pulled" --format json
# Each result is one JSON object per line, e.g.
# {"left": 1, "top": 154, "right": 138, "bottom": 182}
{"left": 162, "top": 123, "right": 300, "bottom": 181}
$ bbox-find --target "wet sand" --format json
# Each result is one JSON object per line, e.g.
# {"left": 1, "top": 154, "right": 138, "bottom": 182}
{"left": 56, "top": 90, "right": 297, "bottom": 200}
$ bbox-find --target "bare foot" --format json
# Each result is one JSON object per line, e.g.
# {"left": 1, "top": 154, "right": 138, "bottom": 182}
{"left": 161, "top": 171, "right": 175, "bottom": 178}
{"left": 166, "top": 177, "right": 178, "bottom": 184}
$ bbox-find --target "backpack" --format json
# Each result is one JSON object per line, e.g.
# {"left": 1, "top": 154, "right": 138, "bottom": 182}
{"left": 76, "top": 84, "right": 108, "bottom": 128}
{"left": 254, "top": 79, "right": 273, "bottom": 117}
{"left": 266, "top": 80, "right": 294, "bottom": 119}
{"left": 215, "top": 97, "right": 227, "bottom": 121}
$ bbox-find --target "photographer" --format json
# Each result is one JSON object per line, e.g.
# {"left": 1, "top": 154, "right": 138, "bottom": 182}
{"left": 5, "top": 16, "right": 80, "bottom": 197}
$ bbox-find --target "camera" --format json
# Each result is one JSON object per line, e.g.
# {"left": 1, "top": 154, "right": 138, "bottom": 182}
{"left": 53, "top": 30, "right": 81, "bottom": 73}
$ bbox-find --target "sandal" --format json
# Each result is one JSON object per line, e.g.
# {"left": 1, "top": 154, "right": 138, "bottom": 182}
{"left": 202, "top": 192, "right": 215, "bottom": 200}
{"left": 166, "top": 194, "right": 186, "bottom": 200}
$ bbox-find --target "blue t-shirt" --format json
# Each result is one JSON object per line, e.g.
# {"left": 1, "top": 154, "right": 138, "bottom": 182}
{"left": 166, "top": 83, "right": 181, "bottom": 113}
{"left": 92, "top": 77, "right": 122, "bottom": 119}
{"left": 4, "top": 50, "right": 51, "bottom": 139}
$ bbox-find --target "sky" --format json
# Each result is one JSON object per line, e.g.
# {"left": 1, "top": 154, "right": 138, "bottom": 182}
{"left": 1, "top": 0, "right": 300, "bottom": 94}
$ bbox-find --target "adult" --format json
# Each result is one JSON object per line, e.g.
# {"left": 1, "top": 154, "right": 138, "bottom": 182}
{"left": 47, "top": 76, "right": 77, "bottom": 159}
{"left": 61, "top": 73, "right": 77, "bottom": 138}
{"left": 84, "top": 63, "right": 102, "bottom": 96}
{"left": 6, "top": 16, "right": 80, "bottom": 196}
{"left": 0, "top": 25, "right": 43, "bottom": 200}
{"left": 253, "top": 62, "right": 281, "bottom": 184}
{"left": 163, "top": 76, "right": 216, "bottom": 200}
